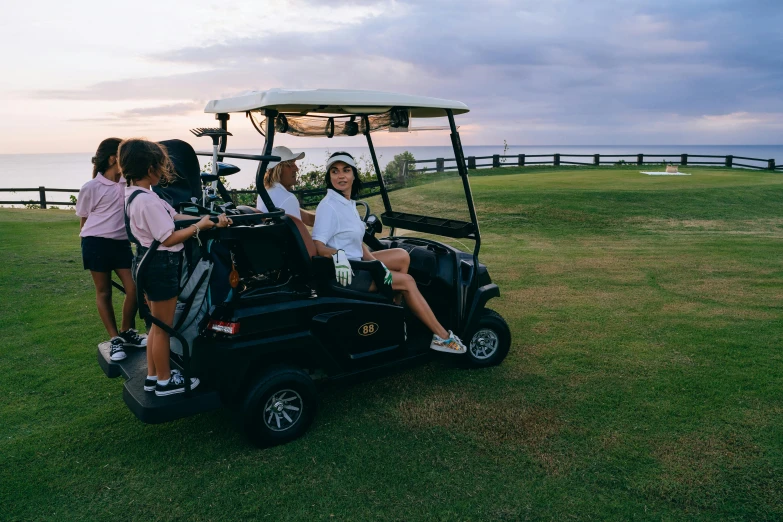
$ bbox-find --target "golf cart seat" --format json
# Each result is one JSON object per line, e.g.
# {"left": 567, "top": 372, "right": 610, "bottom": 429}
{"left": 155, "top": 139, "right": 202, "bottom": 207}
{"left": 282, "top": 215, "right": 394, "bottom": 303}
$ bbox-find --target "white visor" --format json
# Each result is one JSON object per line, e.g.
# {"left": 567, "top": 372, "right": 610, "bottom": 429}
{"left": 325, "top": 154, "right": 357, "bottom": 172}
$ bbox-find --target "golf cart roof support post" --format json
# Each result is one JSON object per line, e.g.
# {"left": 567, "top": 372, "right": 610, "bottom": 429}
{"left": 445, "top": 109, "right": 481, "bottom": 258}
{"left": 362, "top": 116, "right": 392, "bottom": 214}
{"left": 446, "top": 108, "right": 482, "bottom": 321}
{"left": 216, "top": 113, "right": 229, "bottom": 161}
{"left": 255, "top": 109, "right": 280, "bottom": 213}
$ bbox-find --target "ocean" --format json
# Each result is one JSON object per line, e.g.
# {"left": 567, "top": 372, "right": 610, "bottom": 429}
{"left": 1, "top": 145, "right": 781, "bottom": 204}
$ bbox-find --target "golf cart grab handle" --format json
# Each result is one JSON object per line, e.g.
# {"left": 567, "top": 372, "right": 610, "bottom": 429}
{"left": 194, "top": 151, "right": 281, "bottom": 163}
{"left": 174, "top": 210, "right": 285, "bottom": 229}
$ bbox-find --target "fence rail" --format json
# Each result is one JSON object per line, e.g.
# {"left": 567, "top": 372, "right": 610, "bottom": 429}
{"left": 410, "top": 152, "right": 778, "bottom": 173}
{"left": 1, "top": 152, "right": 781, "bottom": 207}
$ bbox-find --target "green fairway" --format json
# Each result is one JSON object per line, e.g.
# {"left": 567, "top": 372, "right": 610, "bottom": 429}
{"left": 1, "top": 165, "right": 781, "bottom": 520}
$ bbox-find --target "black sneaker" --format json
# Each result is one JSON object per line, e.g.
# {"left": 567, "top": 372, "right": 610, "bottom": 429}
{"left": 145, "top": 369, "right": 180, "bottom": 392}
{"left": 155, "top": 371, "right": 199, "bottom": 397}
{"left": 144, "top": 376, "right": 157, "bottom": 392}
{"left": 109, "top": 337, "right": 127, "bottom": 361}
{"left": 120, "top": 328, "right": 147, "bottom": 348}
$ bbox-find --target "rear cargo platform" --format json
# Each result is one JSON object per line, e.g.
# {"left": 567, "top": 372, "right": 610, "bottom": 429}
{"left": 98, "top": 342, "right": 222, "bottom": 424}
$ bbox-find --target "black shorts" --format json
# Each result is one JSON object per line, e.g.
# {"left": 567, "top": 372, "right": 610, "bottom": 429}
{"left": 347, "top": 270, "right": 374, "bottom": 292}
{"left": 81, "top": 236, "right": 133, "bottom": 272}
{"left": 132, "top": 247, "right": 183, "bottom": 302}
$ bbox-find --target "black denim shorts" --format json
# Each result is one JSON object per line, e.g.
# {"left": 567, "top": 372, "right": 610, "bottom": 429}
{"left": 132, "top": 246, "right": 183, "bottom": 302}
{"left": 81, "top": 236, "right": 133, "bottom": 272}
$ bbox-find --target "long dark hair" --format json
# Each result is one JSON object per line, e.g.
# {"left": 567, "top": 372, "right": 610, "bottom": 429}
{"left": 91, "top": 138, "right": 122, "bottom": 178}
{"left": 324, "top": 151, "right": 362, "bottom": 199}
{"left": 117, "top": 139, "right": 172, "bottom": 186}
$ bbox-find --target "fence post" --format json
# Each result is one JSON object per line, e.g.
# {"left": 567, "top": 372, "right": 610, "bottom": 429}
{"left": 231, "top": 189, "right": 237, "bottom": 204}
{"left": 769, "top": 159, "right": 776, "bottom": 170}
{"left": 467, "top": 156, "right": 476, "bottom": 169}
{"left": 725, "top": 155, "right": 733, "bottom": 168}
{"left": 518, "top": 154, "right": 525, "bottom": 167}
{"left": 681, "top": 153, "right": 688, "bottom": 166}
{"left": 492, "top": 154, "right": 500, "bottom": 168}
{"left": 637, "top": 154, "right": 643, "bottom": 166}
{"left": 436, "top": 158, "right": 444, "bottom": 172}
{"left": 38, "top": 186, "right": 46, "bottom": 209}
{"left": 594, "top": 154, "right": 600, "bottom": 166}
{"left": 554, "top": 153, "right": 560, "bottom": 166}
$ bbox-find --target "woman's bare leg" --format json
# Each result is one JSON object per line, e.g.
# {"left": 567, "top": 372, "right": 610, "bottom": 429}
{"left": 389, "top": 271, "right": 448, "bottom": 338}
{"left": 90, "top": 271, "right": 119, "bottom": 338}
{"left": 373, "top": 248, "right": 410, "bottom": 274}
{"left": 148, "top": 298, "right": 177, "bottom": 381}
{"left": 114, "top": 268, "right": 138, "bottom": 332}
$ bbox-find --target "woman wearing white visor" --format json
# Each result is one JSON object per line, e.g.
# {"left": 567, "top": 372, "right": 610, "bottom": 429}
{"left": 256, "top": 146, "right": 315, "bottom": 226}
{"left": 312, "top": 151, "right": 466, "bottom": 354}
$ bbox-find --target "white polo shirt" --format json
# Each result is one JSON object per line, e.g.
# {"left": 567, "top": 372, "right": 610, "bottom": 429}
{"left": 256, "top": 182, "right": 301, "bottom": 218}
{"left": 311, "top": 189, "right": 365, "bottom": 260}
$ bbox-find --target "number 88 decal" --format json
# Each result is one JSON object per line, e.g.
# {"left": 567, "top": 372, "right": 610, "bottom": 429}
{"left": 358, "top": 322, "right": 379, "bottom": 336}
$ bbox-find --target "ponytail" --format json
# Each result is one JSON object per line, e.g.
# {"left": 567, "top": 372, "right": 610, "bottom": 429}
{"left": 91, "top": 137, "right": 122, "bottom": 178}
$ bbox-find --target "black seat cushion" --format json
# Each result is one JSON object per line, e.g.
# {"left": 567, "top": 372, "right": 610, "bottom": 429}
{"left": 154, "top": 139, "right": 202, "bottom": 207}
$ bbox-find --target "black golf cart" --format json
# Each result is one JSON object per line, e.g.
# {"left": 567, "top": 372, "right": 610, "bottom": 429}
{"left": 98, "top": 89, "right": 511, "bottom": 447}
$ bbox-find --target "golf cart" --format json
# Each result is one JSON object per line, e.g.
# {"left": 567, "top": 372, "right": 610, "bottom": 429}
{"left": 98, "top": 89, "right": 511, "bottom": 447}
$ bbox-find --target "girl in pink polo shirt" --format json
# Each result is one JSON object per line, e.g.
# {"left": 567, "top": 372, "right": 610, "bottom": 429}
{"left": 120, "top": 139, "right": 231, "bottom": 396}
{"left": 76, "top": 138, "right": 145, "bottom": 362}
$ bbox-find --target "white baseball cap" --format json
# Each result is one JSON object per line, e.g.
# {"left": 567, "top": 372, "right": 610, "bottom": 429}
{"left": 325, "top": 153, "right": 357, "bottom": 172}
{"left": 267, "top": 146, "right": 305, "bottom": 169}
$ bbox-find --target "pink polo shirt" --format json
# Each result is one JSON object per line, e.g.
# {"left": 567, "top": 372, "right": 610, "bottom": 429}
{"left": 124, "top": 186, "right": 183, "bottom": 252}
{"left": 75, "top": 173, "right": 128, "bottom": 240}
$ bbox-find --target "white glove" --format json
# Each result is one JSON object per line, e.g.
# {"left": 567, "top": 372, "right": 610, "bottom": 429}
{"left": 332, "top": 249, "right": 353, "bottom": 287}
{"left": 379, "top": 261, "right": 393, "bottom": 286}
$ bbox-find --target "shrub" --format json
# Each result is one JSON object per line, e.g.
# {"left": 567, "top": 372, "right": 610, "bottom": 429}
{"left": 384, "top": 151, "right": 416, "bottom": 181}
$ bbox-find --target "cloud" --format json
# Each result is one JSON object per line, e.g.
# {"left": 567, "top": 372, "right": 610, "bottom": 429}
{"left": 32, "top": 0, "right": 783, "bottom": 144}
{"left": 69, "top": 101, "right": 203, "bottom": 124}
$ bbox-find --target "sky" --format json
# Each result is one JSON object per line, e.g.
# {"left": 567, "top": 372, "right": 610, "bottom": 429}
{"left": 2, "top": 0, "right": 782, "bottom": 154}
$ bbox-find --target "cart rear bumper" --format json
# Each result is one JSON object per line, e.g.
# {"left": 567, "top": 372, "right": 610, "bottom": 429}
{"left": 97, "top": 342, "right": 222, "bottom": 424}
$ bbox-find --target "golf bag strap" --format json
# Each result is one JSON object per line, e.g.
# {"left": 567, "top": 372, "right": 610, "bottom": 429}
{"left": 124, "top": 189, "right": 146, "bottom": 248}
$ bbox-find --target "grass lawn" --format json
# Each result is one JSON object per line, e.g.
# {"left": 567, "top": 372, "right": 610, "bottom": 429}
{"left": 1, "top": 165, "right": 782, "bottom": 520}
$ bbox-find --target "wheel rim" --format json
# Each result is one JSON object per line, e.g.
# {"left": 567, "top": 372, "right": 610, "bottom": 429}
{"left": 469, "top": 328, "right": 499, "bottom": 360}
{"left": 263, "top": 389, "right": 303, "bottom": 432}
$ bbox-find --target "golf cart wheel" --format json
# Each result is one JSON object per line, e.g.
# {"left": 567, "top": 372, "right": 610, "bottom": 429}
{"left": 240, "top": 366, "right": 317, "bottom": 448}
{"left": 462, "top": 309, "right": 511, "bottom": 368}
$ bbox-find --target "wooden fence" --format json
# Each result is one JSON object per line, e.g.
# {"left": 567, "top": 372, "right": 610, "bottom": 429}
{"left": 0, "top": 182, "right": 383, "bottom": 209}
{"left": 1, "top": 153, "right": 781, "bottom": 208}
{"left": 408, "top": 153, "right": 781, "bottom": 173}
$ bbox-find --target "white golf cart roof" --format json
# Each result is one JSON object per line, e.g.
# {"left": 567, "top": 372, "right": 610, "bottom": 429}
{"left": 204, "top": 88, "right": 469, "bottom": 118}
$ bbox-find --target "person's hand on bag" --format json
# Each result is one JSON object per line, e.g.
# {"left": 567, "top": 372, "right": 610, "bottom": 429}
{"left": 332, "top": 249, "right": 353, "bottom": 286}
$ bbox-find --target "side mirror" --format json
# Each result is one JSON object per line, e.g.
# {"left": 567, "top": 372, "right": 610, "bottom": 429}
{"left": 365, "top": 214, "right": 383, "bottom": 236}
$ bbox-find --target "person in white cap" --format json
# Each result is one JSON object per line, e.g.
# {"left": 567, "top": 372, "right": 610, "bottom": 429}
{"left": 256, "top": 146, "right": 315, "bottom": 226}
{"left": 311, "top": 151, "right": 466, "bottom": 354}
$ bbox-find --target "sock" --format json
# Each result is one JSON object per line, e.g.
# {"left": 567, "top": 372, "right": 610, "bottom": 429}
{"left": 158, "top": 378, "right": 170, "bottom": 386}
{"left": 147, "top": 375, "right": 157, "bottom": 381}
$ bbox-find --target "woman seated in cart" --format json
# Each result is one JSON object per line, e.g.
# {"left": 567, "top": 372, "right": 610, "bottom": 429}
{"left": 256, "top": 146, "right": 315, "bottom": 225}
{"left": 312, "top": 151, "right": 466, "bottom": 354}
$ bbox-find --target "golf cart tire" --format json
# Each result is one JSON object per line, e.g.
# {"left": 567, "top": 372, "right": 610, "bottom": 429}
{"left": 462, "top": 309, "right": 511, "bottom": 368}
{"left": 240, "top": 365, "right": 317, "bottom": 448}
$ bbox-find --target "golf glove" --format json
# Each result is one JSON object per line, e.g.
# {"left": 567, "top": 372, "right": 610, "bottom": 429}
{"left": 332, "top": 249, "right": 353, "bottom": 287}
{"left": 379, "top": 261, "right": 393, "bottom": 286}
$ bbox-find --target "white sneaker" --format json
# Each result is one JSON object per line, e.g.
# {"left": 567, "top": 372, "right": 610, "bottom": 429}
{"left": 430, "top": 331, "right": 467, "bottom": 354}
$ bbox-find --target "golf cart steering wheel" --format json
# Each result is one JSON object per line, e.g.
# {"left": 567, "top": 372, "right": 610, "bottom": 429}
{"left": 355, "top": 201, "right": 371, "bottom": 222}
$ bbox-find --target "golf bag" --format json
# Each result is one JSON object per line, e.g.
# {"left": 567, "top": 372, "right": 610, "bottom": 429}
{"left": 170, "top": 239, "right": 233, "bottom": 356}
